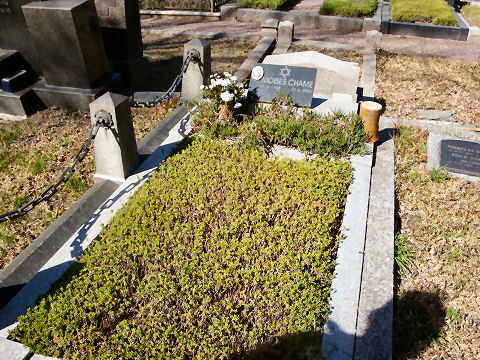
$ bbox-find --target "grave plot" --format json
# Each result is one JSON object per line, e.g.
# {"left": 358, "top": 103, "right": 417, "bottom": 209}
{"left": 461, "top": 4, "right": 480, "bottom": 27}
{"left": 289, "top": 43, "right": 363, "bottom": 64}
{"left": 390, "top": 0, "right": 457, "bottom": 26}
{"left": 393, "top": 126, "right": 480, "bottom": 359}
{"left": 375, "top": 52, "right": 480, "bottom": 127}
{"left": 9, "top": 133, "right": 360, "bottom": 359}
{"left": 319, "top": 0, "right": 378, "bottom": 18}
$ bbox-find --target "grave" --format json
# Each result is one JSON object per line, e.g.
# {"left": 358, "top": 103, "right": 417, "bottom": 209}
{"left": 0, "top": 0, "right": 143, "bottom": 117}
{"left": 261, "top": 51, "right": 361, "bottom": 114}
{"left": 427, "top": 132, "right": 480, "bottom": 181}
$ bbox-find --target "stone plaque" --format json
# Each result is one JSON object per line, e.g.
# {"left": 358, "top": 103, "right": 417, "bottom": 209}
{"left": 248, "top": 63, "right": 317, "bottom": 107}
{"left": 440, "top": 139, "right": 480, "bottom": 177}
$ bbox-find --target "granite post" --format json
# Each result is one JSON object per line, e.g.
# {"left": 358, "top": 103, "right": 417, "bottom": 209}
{"left": 89, "top": 92, "right": 138, "bottom": 183}
{"left": 181, "top": 38, "right": 211, "bottom": 102}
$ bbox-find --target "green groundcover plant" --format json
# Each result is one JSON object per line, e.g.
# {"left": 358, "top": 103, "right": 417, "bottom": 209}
{"left": 319, "top": 0, "right": 377, "bottom": 18}
{"left": 237, "top": 0, "right": 289, "bottom": 10}
{"left": 194, "top": 73, "right": 367, "bottom": 157}
{"left": 11, "top": 138, "right": 352, "bottom": 359}
{"left": 391, "top": 0, "right": 457, "bottom": 26}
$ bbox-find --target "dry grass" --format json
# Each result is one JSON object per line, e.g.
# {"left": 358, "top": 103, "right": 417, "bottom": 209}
{"left": 376, "top": 51, "right": 480, "bottom": 127}
{"left": 139, "top": 34, "right": 258, "bottom": 91}
{"left": 0, "top": 101, "right": 177, "bottom": 271}
{"left": 393, "top": 126, "right": 480, "bottom": 359}
{"left": 289, "top": 43, "right": 363, "bottom": 64}
{"left": 461, "top": 5, "right": 480, "bottom": 27}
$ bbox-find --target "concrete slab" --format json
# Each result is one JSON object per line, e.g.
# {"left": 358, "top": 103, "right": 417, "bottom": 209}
{"left": 354, "top": 118, "right": 394, "bottom": 359}
{"left": 417, "top": 109, "right": 453, "bottom": 121}
{"left": 0, "top": 337, "right": 30, "bottom": 360}
{"left": 322, "top": 143, "right": 373, "bottom": 359}
{"left": 361, "top": 31, "right": 382, "bottom": 98}
{"left": 262, "top": 51, "right": 360, "bottom": 99}
{"left": 235, "top": 37, "right": 276, "bottom": 80}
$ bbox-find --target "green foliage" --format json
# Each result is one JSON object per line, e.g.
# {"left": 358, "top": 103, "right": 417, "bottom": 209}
{"left": 319, "top": 0, "right": 377, "bottom": 17}
{"left": 394, "top": 233, "right": 415, "bottom": 276}
{"left": 64, "top": 174, "right": 87, "bottom": 194}
{"left": 0, "top": 123, "right": 23, "bottom": 146}
{"left": 29, "top": 153, "right": 47, "bottom": 175}
{"left": 391, "top": 0, "right": 457, "bottom": 26}
{"left": 193, "top": 99, "right": 367, "bottom": 157}
{"left": 237, "top": 0, "right": 289, "bottom": 10}
{"left": 139, "top": 0, "right": 211, "bottom": 10}
{"left": 11, "top": 138, "right": 352, "bottom": 359}
{"left": 429, "top": 167, "right": 451, "bottom": 183}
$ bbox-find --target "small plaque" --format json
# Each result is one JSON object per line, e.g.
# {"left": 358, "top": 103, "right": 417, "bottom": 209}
{"left": 440, "top": 139, "right": 480, "bottom": 177}
{"left": 248, "top": 63, "right": 317, "bottom": 107}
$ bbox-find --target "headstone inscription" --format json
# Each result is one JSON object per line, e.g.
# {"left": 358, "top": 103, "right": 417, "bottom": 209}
{"left": 427, "top": 132, "right": 480, "bottom": 181}
{"left": 440, "top": 139, "right": 480, "bottom": 177}
{"left": 248, "top": 63, "right": 317, "bottom": 107}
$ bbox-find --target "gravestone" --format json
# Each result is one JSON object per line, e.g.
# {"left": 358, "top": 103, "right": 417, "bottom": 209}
{"left": 427, "top": 132, "right": 480, "bottom": 181}
{"left": 263, "top": 51, "right": 360, "bottom": 101}
{"left": 261, "top": 51, "right": 361, "bottom": 115}
{"left": 94, "top": 0, "right": 143, "bottom": 89}
{"left": 248, "top": 63, "right": 317, "bottom": 107}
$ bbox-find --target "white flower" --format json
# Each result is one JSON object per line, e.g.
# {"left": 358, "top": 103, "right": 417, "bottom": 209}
{"left": 234, "top": 102, "right": 242, "bottom": 109}
{"left": 224, "top": 72, "right": 232, "bottom": 77}
{"left": 199, "top": 98, "right": 211, "bottom": 104}
{"left": 237, "top": 82, "right": 244, "bottom": 88}
{"left": 242, "top": 89, "right": 248, "bottom": 97}
{"left": 218, "top": 79, "right": 232, "bottom": 87}
{"left": 200, "top": 84, "right": 205, "bottom": 90}
{"left": 220, "top": 91, "right": 234, "bottom": 102}
{"left": 231, "top": 76, "right": 238, "bottom": 81}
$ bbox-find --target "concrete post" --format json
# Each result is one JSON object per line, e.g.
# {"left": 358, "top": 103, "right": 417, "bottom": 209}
{"left": 181, "top": 38, "right": 211, "bottom": 102}
{"left": 278, "top": 21, "right": 294, "bottom": 44}
{"left": 89, "top": 92, "right": 138, "bottom": 183}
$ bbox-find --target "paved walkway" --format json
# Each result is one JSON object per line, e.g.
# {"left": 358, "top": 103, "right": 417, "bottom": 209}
{"left": 141, "top": 16, "right": 480, "bottom": 63}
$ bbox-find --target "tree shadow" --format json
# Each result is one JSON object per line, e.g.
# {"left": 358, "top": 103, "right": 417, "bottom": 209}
{"left": 227, "top": 290, "right": 445, "bottom": 359}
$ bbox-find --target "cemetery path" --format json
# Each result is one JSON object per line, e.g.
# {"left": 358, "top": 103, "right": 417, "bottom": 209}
{"left": 140, "top": 17, "right": 480, "bottom": 63}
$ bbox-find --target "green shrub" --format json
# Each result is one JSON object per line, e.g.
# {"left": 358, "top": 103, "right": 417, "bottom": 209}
{"left": 237, "top": 0, "right": 290, "bottom": 10}
{"left": 319, "top": 0, "right": 377, "bottom": 18}
{"left": 11, "top": 138, "right": 352, "bottom": 359}
{"left": 391, "top": 0, "right": 457, "bottom": 26}
{"left": 193, "top": 99, "right": 367, "bottom": 157}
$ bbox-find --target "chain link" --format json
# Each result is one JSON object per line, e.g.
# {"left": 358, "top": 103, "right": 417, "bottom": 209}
{"left": 0, "top": 50, "right": 200, "bottom": 223}
{"left": 0, "top": 120, "right": 103, "bottom": 224}
{"left": 130, "top": 49, "right": 201, "bottom": 108}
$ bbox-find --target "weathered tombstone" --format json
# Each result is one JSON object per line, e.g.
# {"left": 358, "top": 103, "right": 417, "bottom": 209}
{"left": 89, "top": 92, "right": 139, "bottom": 183}
{"left": 181, "top": 38, "right": 211, "bottom": 102}
{"left": 247, "top": 63, "right": 317, "bottom": 107}
{"left": 427, "top": 132, "right": 480, "bottom": 181}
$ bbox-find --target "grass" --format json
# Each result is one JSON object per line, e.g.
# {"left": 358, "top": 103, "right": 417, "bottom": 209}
{"left": 461, "top": 4, "right": 480, "bottom": 27}
{"left": 375, "top": 51, "right": 480, "bottom": 127}
{"left": 391, "top": 0, "right": 457, "bottom": 26}
{"left": 11, "top": 137, "right": 352, "bottom": 359}
{"left": 140, "top": 0, "right": 210, "bottom": 10}
{"left": 289, "top": 44, "right": 363, "bottom": 64}
{"left": 0, "top": 101, "right": 177, "bottom": 272}
{"left": 237, "top": 0, "right": 289, "bottom": 10}
{"left": 139, "top": 34, "right": 258, "bottom": 91}
{"left": 319, "top": 0, "right": 377, "bottom": 18}
{"left": 393, "top": 125, "right": 480, "bottom": 359}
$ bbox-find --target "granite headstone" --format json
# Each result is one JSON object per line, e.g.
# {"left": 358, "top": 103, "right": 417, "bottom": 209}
{"left": 248, "top": 63, "right": 317, "bottom": 107}
{"left": 440, "top": 139, "right": 480, "bottom": 177}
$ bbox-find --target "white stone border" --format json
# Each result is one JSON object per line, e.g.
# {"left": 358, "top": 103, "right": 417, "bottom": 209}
{"left": 322, "top": 143, "right": 374, "bottom": 359}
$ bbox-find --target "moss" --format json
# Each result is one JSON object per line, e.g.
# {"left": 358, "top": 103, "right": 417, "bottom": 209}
{"left": 12, "top": 138, "right": 352, "bottom": 359}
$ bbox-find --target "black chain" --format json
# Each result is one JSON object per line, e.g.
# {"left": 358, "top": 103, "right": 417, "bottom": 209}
{"left": 0, "top": 114, "right": 111, "bottom": 224}
{"left": 130, "top": 49, "right": 201, "bottom": 108}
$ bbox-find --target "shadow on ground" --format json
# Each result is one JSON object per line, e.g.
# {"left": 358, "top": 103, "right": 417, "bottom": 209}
{"left": 226, "top": 290, "right": 445, "bottom": 360}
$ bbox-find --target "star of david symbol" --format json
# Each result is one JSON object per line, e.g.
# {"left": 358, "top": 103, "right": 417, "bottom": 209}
{"left": 279, "top": 66, "right": 291, "bottom": 79}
